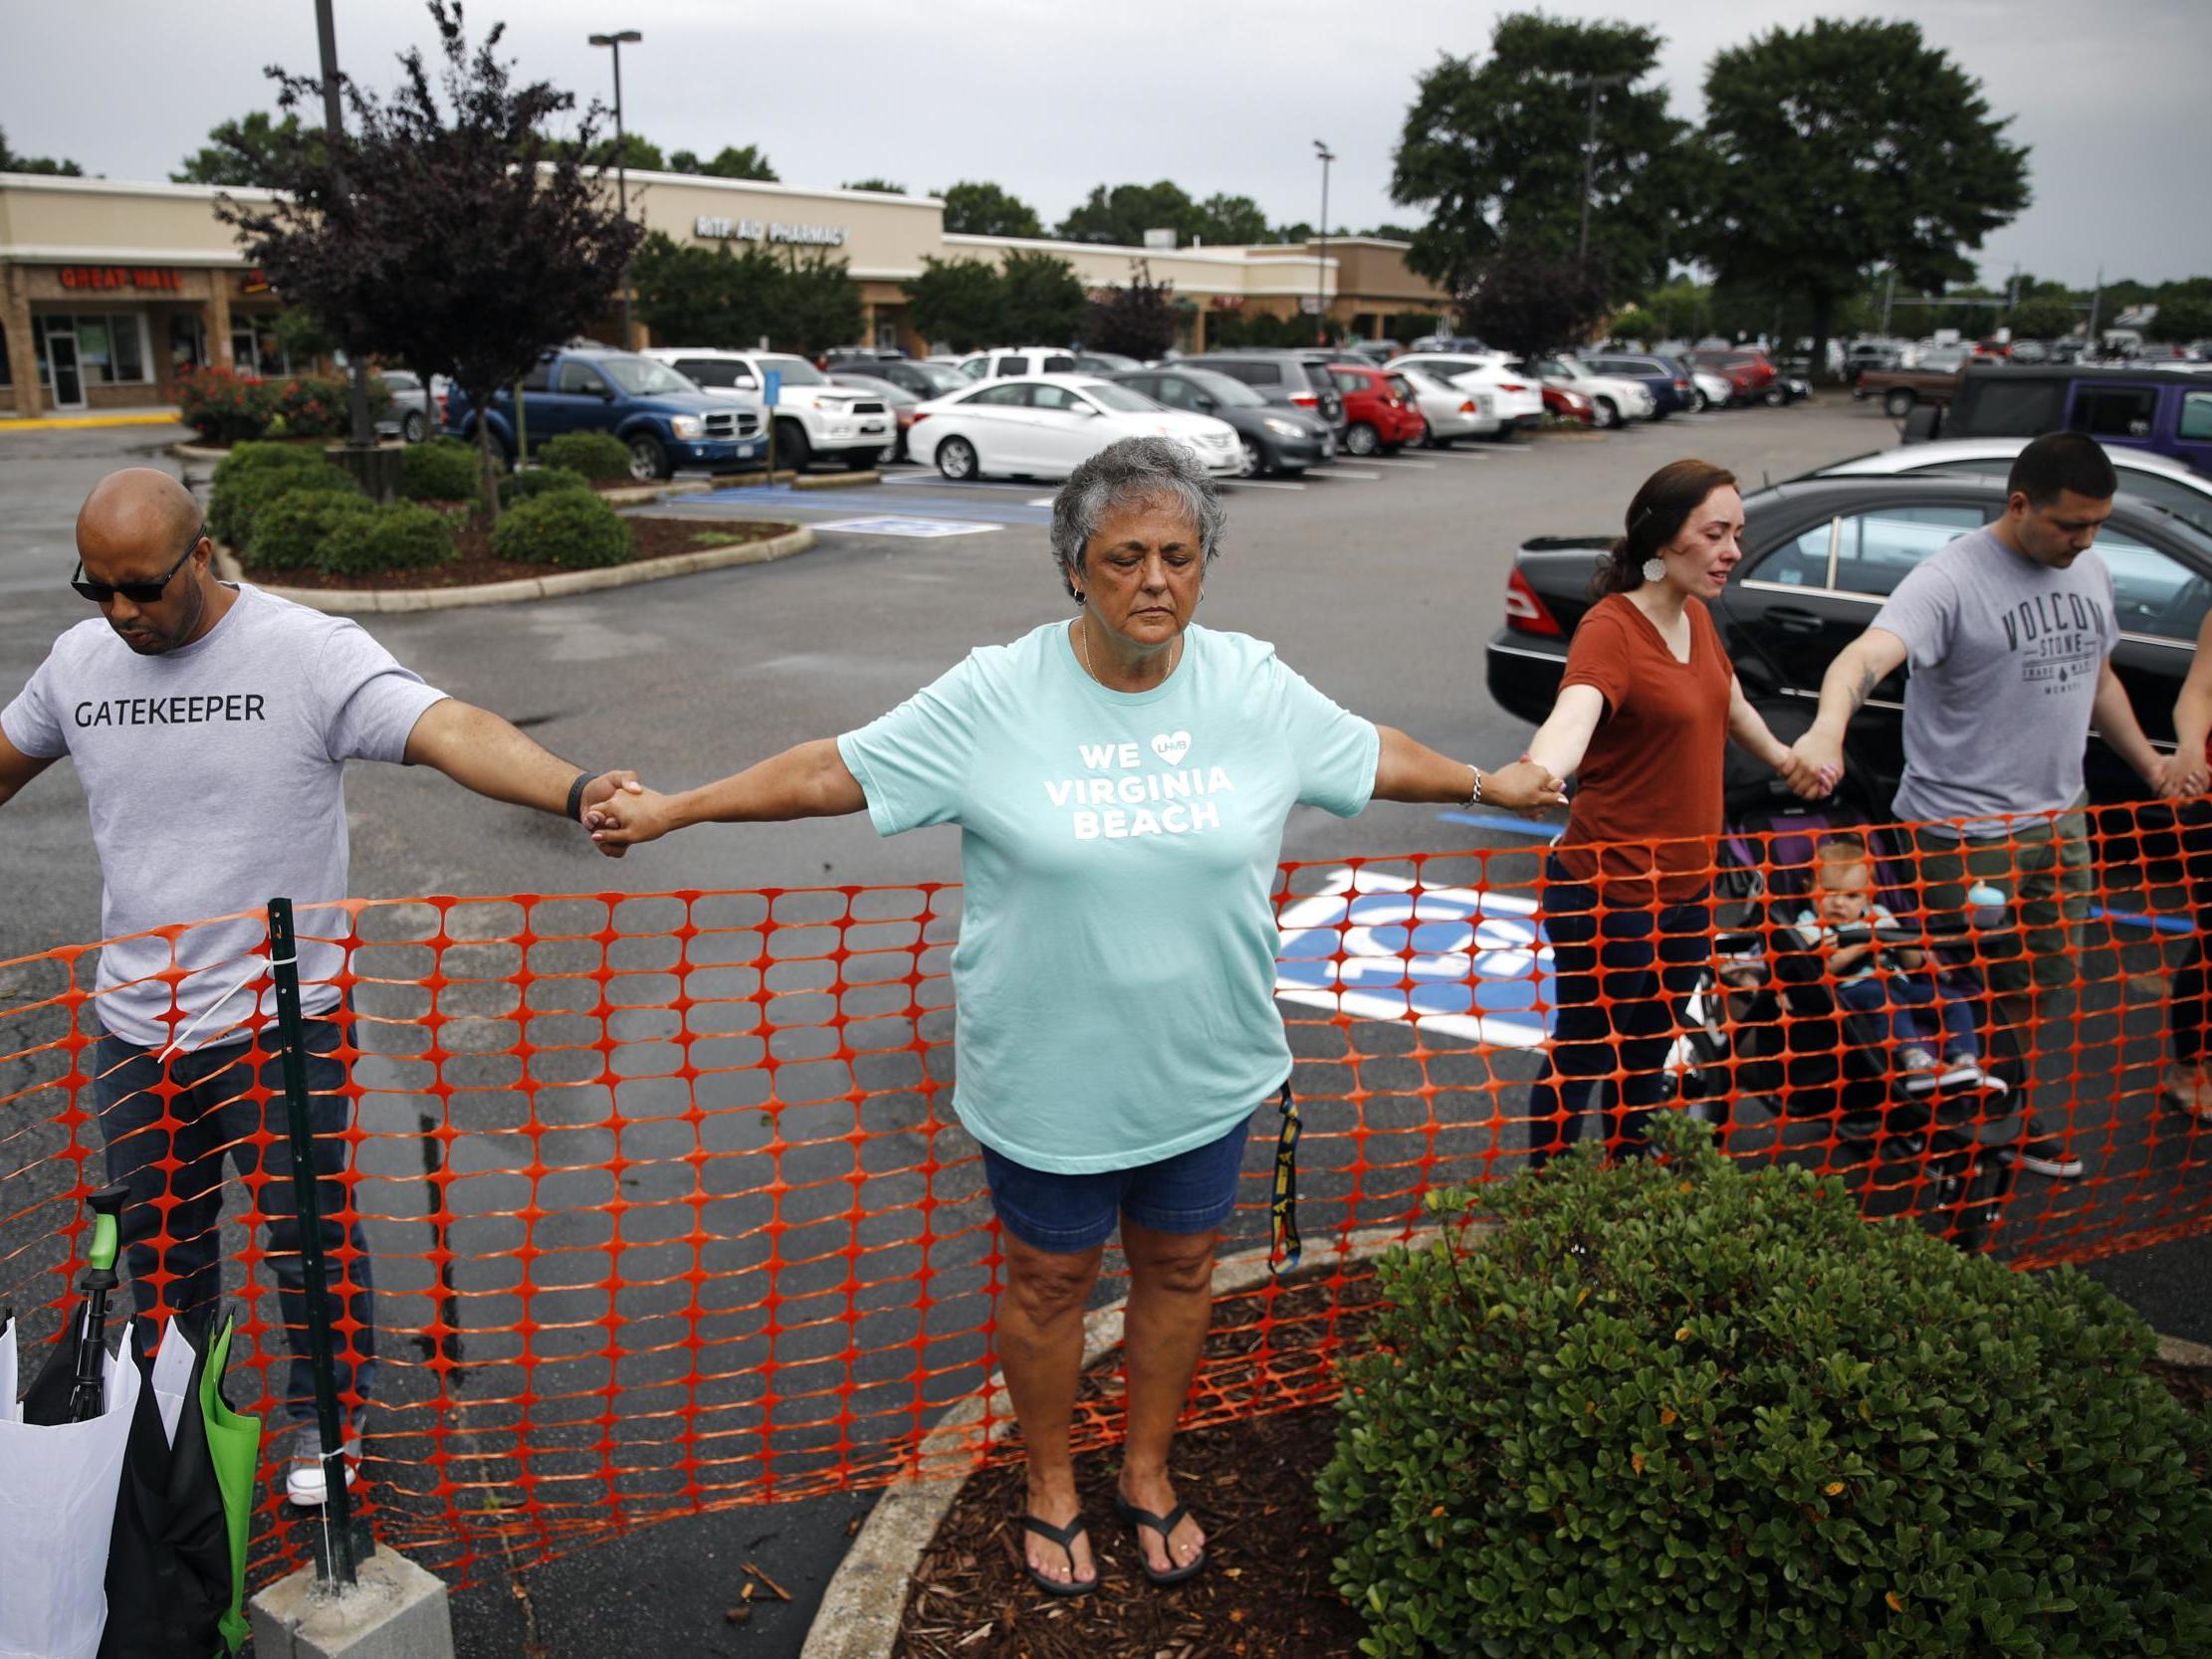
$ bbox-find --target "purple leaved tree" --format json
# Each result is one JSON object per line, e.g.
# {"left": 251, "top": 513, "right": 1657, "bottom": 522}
{"left": 218, "top": 1, "right": 643, "bottom": 517}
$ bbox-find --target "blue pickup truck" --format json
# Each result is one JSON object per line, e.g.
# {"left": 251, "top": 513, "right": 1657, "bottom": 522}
{"left": 443, "top": 347, "right": 768, "bottom": 481}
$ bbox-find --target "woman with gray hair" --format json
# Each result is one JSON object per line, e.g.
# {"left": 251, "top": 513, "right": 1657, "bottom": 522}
{"left": 588, "top": 436, "right": 1562, "bottom": 1595}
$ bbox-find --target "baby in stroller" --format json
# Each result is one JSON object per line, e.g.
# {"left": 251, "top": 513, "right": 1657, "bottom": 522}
{"left": 1793, "top": 833, "right": 1985, "bottom": 1094}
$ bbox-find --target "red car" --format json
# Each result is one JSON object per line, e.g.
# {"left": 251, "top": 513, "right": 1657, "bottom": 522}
{"left": 1324, "top": 361, "right": 1426, "bottom": 456}
{"left": 1542, "top": 383, "right": 1596, "bottom": 427}
{"left": 1684, "top": 348, "right": 1781, "bottom": 406}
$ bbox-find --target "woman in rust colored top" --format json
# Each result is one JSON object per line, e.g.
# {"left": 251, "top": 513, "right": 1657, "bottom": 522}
{"left": 1493, "top": 460, "right": 1821, "bottom": 1163}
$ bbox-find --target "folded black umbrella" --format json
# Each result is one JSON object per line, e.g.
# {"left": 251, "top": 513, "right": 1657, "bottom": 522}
{"left": 95, "top": 1316, "right": 234, "bottom": 1659}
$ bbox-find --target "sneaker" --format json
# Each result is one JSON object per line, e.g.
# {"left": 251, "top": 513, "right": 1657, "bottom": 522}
{"left": 2018, "top": 1119, "right": 2086, "bottom": 1179}
{"left": 287, "top": 1424, "right": 363, "bottom": 1507}
{"left": 1937, "top": 1059, "right": 1986, "bottom": 1090}
{"left": 1897, "top": 1046, "right": 1941, "bottom": 1093}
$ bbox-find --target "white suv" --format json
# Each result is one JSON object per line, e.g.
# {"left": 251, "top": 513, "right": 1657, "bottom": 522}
{"left": 641, "top": 348, "right": 894, "bottom": 471}
{"left": 955, "top": 346, "right": 1080, "bottom": 380}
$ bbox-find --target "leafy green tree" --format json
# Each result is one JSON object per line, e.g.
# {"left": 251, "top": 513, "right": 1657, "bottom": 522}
{"left": 904, "top": 257, "right": 1004, "bottom": 352}
{"left": 632, "top": 231, "right": 780, "bottom": 346}
{"left": 1192, "top": 193, "right": 1270, "bottom": 245}
{"left": 558, "top": 130, "right": 666, "bottom": 170}
{"left": 0, "top": 126, "right": 85, "bottom": 176}
{"left": 173, "top": 111, "right": 325, "bottom": 185}
{"left": 2005, "top": 296, "right": 2079, "bottom": 340}
{"left": 1457, "top": 246, "right": 1606, "bottom": 357}
{"left": 999, "top": 251, "right": 1089, "bottom": 343}
{"left": 768, "top": 250, "right": 863, "bottom": 355}
{"left": 1697, "top": 19, "right": 2030, "bottom": 384}
{"left": 1390, "top": 15, "right": 1691, "bottom": 303}
{"left": 1607, "top": 307, "right": 1660, "bottom": 344}
{"left": 1083, "top": 268, "right": 1179, "bottom": 359}
{"left": 1364, "top": 223, "right": 1422, "bottom": 243}
{"left": 219, "top": 1, "right": 642, "bottom": 516}
{"left": 940, "top": 179, "right": 1044, "bottom": 238}
{"left": 2149, "top": 297, "right": 2212, "bottom": 343}
{"left": 695, "top": 143, "right": 776, "bottom": 181}
{"left": 840, "top": 177, "right": 905, "bottom": 194}
{"left": 1056, "top": 180, "right": 1198, "bottom": 247}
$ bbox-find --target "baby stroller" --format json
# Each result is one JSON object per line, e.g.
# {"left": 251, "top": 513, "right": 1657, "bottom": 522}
{"left": 1667, "top": 778, "right": 2025, "bottom": 1253}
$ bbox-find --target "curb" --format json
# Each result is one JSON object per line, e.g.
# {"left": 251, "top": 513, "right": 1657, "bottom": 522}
{"left": 2159, "top": 1334, "right": 2212, "bottom": 1368}
{"left": 2, "top": 411, "right": 185, "bottom": 432}
{"left": 214, "top": 522, "right": 814, "bottom": 614}
{"left": 792, "top": 471, "right": 883, "bottom": 491}
{"left": 797, "top": 1221, "right": 1457, "bottom": 1659}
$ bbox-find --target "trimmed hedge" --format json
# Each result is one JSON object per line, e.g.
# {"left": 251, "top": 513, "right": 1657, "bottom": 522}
{"left": 537, "top": 430, "right": 630, "bottom": 482}
{"left": 490, "top": 489, "right": 631, "bottom": 569}
{"left": 498, "top": 466, "right": 592, "bottom": 508}
{"left": 398, "top": 437, "right": 482, "bottom": 503}
{"left": 176, "top": 366, "right": 390, "bottom": 444}
{"left": 246, "top": 489, "right": 377, "bottom": 571}
{"left": 207, "top": 443, "right": 360, "bottom": 548}
{"left": 1316, "top": 1116, "right": 2212, "bottom": 1659}
{"left": 318, "top": 502, "right": 457, "bottom": 575}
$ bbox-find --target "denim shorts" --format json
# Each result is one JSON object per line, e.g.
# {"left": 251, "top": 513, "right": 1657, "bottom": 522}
{"left": 980, "top": 1113, "right": 1255, "bottom": 1255}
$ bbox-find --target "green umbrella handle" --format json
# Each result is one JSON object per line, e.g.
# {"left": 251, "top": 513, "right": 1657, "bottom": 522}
{"left": 86, "top": 1182, "right": 128, "bottom": 1276}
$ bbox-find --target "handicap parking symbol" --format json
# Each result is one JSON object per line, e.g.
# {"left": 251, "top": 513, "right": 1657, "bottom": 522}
{"left": 1274, "top": 866, "right": 1553, "bottom": 1049}
{"left": 811, "top": 516, "right": 1003, "bottom": 538}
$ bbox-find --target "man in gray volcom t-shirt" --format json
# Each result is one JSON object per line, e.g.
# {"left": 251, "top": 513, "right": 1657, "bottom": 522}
{"left": 1785, "top": 433, "right": 2177, "bottom": 1181}
{"left": 0, "top": 469, "right": 640, "bottom": 1504}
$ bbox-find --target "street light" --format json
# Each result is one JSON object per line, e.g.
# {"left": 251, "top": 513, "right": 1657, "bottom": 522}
{"left": 1567, "top": 73, "right": 1628, "bottom": 267}
{"left": 588, "top": 29, "right": 643, "bottom": 349}
{"left": 1312, "top": 140, "right": 1335, "bottom": 345}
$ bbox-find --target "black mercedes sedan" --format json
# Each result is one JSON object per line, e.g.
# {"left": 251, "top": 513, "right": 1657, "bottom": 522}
{"left": 1484, "top": 474, "right": 2211, "bottom": 807}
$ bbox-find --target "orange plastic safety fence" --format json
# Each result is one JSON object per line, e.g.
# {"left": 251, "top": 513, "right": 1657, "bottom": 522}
{"left": 1, "top": 804, "right": 2208, "bottom": 1592}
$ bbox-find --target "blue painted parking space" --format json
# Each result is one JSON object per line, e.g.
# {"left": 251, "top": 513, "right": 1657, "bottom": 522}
{"left": 1275, "top": 865, "right": 1553, "bottom": 1049}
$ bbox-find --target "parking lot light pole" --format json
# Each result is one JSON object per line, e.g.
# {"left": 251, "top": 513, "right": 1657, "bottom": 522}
{"left": 589, "top": 29, "right": 643, "bottom": 349}
{"left": 1313, "top": 140, "right": 1334, "bottom": 346}
{"left": 1567, "top": 73, "right": 1628, "bottom": 267}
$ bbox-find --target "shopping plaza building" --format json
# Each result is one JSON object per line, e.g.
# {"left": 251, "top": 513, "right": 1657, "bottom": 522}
{"left": 0, "top": 169, "right": 1453, "bottom": 419}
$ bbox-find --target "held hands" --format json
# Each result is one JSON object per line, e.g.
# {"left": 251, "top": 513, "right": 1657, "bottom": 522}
{"left": 579, "top": 775, "right": 666, "bottom": 855}
{"left": 1483, "top": 758, "right": 1568, "bottom": 816}
{"left": 578, "top": 772, "right": 645, "bottom": 859}
{"left": 2150, "top": 749, "right": 2209, "bottom": 800}
{"left": 1777, "top": 733, "right": 1843, "bottom": 801}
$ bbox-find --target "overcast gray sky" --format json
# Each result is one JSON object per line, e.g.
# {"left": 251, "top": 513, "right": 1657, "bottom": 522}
{"left": 6, "top": 0, "right": 2204, "bottom": 287}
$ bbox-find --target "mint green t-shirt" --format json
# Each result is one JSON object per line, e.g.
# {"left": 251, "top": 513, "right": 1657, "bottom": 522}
{"left": 837, "top": 621, "right": 1379, "bottom": 1173}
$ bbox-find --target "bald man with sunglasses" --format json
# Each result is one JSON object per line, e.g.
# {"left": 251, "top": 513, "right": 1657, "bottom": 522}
{"left": 0, "top": 467, "right": 640, "bottom": 1504}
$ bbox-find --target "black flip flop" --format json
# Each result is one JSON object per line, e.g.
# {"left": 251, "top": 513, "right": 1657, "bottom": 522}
{"left": 1019, "top": 1512, "right": 1098, "bottom": 1597}
{"left": 1114, "top": 1492, "right": 1208, "bottom": 1585}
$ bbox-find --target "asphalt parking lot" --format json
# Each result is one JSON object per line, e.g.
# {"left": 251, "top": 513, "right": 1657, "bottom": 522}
{"left": 2, "top": 401, "right": 2205, "bottom": 1658}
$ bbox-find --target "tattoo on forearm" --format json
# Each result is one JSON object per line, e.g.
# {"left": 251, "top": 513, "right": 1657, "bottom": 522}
{"left": 1850, "top": 667, "right": 1878, "bottom": 710}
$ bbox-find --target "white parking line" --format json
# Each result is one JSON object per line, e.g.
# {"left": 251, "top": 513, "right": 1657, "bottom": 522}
{"left": 1225, "top": 478, "right": 1307, "bottom": 491}
{"left": 1365, "top": 457, "right": 1438, "bottom": 470}
{"left": 1426, "top": 445, "right": 1492, "bottom": 458}
{"left": 1311, "top": 468, "right": 1383, "bottom": 481}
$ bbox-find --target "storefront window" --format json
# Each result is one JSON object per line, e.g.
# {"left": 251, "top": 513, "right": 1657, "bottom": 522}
{"left": 0, "top": 325, "right": 10, "bottom": 388}
{"left": 29, "top": 313, "right": 150, "bottom": 387}
{"left": 77, "top": 317, "right": 112, "bottom": 383}
{"left": 232, "top": 316, "right": 289, "bottom": 378}
{"left": 169, "top": 313, "right": 206, "bottom": 374}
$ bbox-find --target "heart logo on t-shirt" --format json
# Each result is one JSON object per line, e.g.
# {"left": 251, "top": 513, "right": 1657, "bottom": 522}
{"left": 1152, "top": 729, "right": 1192, "bottom": 766}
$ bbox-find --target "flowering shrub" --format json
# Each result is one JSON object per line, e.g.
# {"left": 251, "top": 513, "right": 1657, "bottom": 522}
{"left": 176, "top": 365, "right": 394, "bottom": 444}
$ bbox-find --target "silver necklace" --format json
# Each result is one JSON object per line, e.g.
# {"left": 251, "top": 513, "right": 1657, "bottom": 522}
{"left": 1075, "top": 619, "right": 1181, "bottom": 687}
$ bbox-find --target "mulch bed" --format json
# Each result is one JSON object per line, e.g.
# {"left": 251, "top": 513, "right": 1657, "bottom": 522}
{"left": 892, "top": 1284, "right": 2212, "bottom": 1659}
{"left": 241, "top": 517, "right": 789, "bottom": 591}
{"left": 892, "top": 1280, "right": 1375, "bottom": 1659}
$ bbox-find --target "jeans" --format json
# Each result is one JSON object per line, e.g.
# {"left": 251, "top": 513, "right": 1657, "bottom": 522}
{"left": 91, "top": 1013, "right": 375, "bottom": 1429}
{"left": 1526, "top": 857, "right": 1712, "bottom": 1164}
{"left": 1834, "top": 970, "right": 1979, "bottom": 1061}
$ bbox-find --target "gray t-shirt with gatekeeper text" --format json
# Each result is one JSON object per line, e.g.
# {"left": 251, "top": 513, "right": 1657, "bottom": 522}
{"left": 1873, "top": 524, "right": 2115, "bottom": 837}
{"left": 2, "top": 584, "right": 447, "bottom": 1049}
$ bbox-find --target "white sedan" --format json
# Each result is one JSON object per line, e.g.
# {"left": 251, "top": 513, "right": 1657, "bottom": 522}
{"left": 1818, "top": 436, "right": 2212, "bottom": 537}
{"left": 1398, "top": 366, "right": 1501, "bottom": 444}
{"left": 1524, "top": 355, "right": 1657, "bottom": 427}
{"left": 910, "top": 374, "right": 1242, "bottom": 482}
{"left": 1385, "top": 352, "right": 1546, "bottom": 433}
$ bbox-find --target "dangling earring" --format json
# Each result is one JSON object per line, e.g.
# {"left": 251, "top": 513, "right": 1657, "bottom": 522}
{"left": 1641, "top": 556, "right": 1666, "bottom": 584}
{"left": 1072, "top": 591, "right": 1086, "bottom": 607}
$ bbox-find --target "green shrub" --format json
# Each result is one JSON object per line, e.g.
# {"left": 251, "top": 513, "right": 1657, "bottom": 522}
{"left": 246, "top": 489, "right": 376, "bottom": 571}
{"left": 399, "top": 437, "right": 482, "bottom": 502}
{"left": 1316, "top": 1117, "right": 2212, "bottom": 1659}
{"left": 490, "top": 488, "right": 631, "bottom": 569}
{"left": 176, "top": 367, "right": 274, "bottom": 445}
{"left": 537, "top": 430, "right": 630, "bottom": 482}
{"left": 207, "top": 443, "right": 360, "bottom": 547}
{"left": 318, "top": 502, "right": 457, "bottom": 575}
{"left": 498, "top": 466, "right": 592, "bottom": 508}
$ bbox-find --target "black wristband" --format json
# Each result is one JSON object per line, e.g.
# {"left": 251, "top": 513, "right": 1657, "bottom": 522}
{"left": 564, "top": 770, "right": 599, "bottom": 823}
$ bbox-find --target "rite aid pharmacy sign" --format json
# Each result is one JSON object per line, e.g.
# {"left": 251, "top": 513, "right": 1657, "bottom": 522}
{"left": 694, "top": 215, "right": 848, "bottom": 247}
